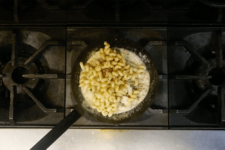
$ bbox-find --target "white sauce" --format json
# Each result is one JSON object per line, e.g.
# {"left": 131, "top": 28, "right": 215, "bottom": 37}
{"left": 81, "top": 48, "right": 150, "bottom": 114}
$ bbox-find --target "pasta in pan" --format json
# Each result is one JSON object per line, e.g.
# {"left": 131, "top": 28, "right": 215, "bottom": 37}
{"left": 79, "top": 41, "right": 150, "bottom": 117}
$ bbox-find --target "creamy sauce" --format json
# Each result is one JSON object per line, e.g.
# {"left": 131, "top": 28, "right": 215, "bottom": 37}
{"left": 81, "top": 48, "right": 150, "bottom": 114}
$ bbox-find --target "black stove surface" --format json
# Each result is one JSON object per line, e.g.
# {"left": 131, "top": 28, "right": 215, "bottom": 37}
{"left": 0, "top": 0, "right": 225, "bottom": 24}
{"left": 168, "top": 0, "right": 225, "bottom": 23}
{"left": 66, "top": 27, "right": 168, "bottom": 128}
{"left": 0, "top": 0, "right": 67, "bottom": 24}
{"left": 68, "top": 0, "right": 168, "bottom": 23}
{"left": 168, "top": 27, "right": 225, "bottom": 128}
{"left": 0, "top": 0, "right": 225, "bottom": 130}
{"left": 0, "top": 26, "right": 66, "bottom": 126}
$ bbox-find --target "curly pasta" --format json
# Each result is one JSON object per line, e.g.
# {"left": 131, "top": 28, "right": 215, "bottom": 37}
{"left": 79, "top": 41, "right": 145, "bottom": 117}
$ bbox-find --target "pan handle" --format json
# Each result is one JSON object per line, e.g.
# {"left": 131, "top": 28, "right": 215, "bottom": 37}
{"left": 30, "top": 109, "right": 81, "bottom": 150}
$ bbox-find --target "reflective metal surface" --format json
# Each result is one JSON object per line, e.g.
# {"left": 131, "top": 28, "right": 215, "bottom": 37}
{"left": 0, "top": 129, "right": 225, "bottom": 150}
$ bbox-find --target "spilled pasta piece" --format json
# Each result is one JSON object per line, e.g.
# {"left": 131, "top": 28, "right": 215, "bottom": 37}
{"left": 79, "top": 41, "right": 146, "bottom": 117}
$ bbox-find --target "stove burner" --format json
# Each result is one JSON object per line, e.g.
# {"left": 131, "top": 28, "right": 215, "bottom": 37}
{"left": 2, "top": 57, "right": 40, "bottom": 94}
{"left": 208, "top": 68, "right": 225, "bottom": 85}
{"left": 193, "top": 58, "right": 225, "bottom": 95}
{"left": 12, "top": 66, "right": 29, "bottom": 84}
{"left": 170, "top": 30, "right": 225, "bottom": 125}
{"left": 0, "top": 31, "right": 63, "bottom": 124}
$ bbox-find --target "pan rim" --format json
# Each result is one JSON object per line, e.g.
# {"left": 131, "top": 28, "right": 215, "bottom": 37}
{"left": 71, "top": 37, "right": 159, "bottom": 124}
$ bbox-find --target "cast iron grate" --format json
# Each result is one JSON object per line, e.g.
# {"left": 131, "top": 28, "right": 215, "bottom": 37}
{"left": 169, "top": 30, "right": 225, "bottom": 125}
{"left": 0, "top": 32, "right": 64, "bottom": 124}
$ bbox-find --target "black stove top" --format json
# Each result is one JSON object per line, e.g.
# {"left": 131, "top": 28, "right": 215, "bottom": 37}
{"left": 168, "top": 0, "right": 225, "bottom": 23}
{"left": 0, "top": 0, "right": 67, "bottom": 24}
{"left": 0, "top": 0, "right": 225, "bottom": 129}
{"left": 0, "top": 0, "right": 224, "bottom": 24}
{"left": 66, "top": 27, "right": 168, "bottom": 128}
{"left": 68, "top": 0, "right": 168, "bottom": 23}
{"left": 0, "top": 27, "right": 66, "bottom": 126}
{"left": 168, "top": 27, "right": 225, "bottom": 128}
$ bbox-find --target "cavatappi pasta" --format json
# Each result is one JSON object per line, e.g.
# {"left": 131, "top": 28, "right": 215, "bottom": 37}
{"left": 79, "top": 41, "right": 146, "bottom": 117}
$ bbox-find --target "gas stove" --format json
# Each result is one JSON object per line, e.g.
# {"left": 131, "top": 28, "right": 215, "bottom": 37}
{"left": 0, "top": 27, "right": 66, "bottom": 127}
{"left": 68, "top": 0, "right": 167, "bottom": 23}
{"left": 168, "top": 0, "right": 225, "bottom": 23}
{"left": 168, "top": 27, "right": 225, "bottom": 128}
{"left": 0, "top": 0, "right": 225, "bottom": 130}
{"left": 66, "top": 27, "right": 168, "bottom": 128}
